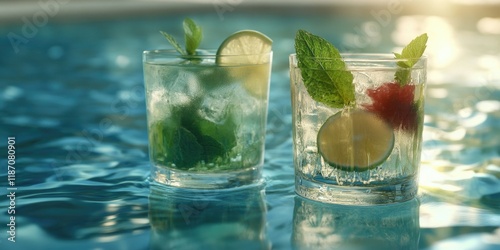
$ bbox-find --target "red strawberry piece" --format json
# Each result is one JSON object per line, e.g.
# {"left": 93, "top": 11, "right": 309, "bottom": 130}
{"left": 363, "top": 82, "right": 418, "bottom": 132}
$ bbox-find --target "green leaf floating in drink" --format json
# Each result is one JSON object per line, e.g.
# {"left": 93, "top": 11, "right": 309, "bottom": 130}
{"left": 179, "top": 104, "right": 237, "bottom": 163}
{"left": 294, "top": 30, "right": 427, "bottom": 171}
{"left": 171, "top": 127, "right": 204, "bottom": 169}
{"left": 149, "top": 100, "right": 237, "bottom": 170}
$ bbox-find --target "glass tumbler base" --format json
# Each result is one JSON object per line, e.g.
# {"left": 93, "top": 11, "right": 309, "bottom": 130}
{"left": 151, "top": 164, "right": 262, "bottom": 189}
{"left": 295, "top": 174, "right": 418, "bottom": 205}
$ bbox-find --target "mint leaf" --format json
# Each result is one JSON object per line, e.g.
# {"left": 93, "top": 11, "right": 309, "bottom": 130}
{"left": 197, "top": 117, "right": 237, "bottom": 152}
{"left": 178, "top": 101, "right": 237, "bottom": 163}
{"left": 198, "top": 135, "right": 225, "bottom": 162}
{"left": 160, "top": 31, "right": 186, "bottom": 55}
{"left": 183, "top": 18, "right": 203, "bottom": 55}
{"left": 172, "top": 126, "right": 203, "bottom": 169}
{"left": 394, "top": 33, "right": 428, "bottom": 85}
{"left": 294, "top": 30, "right": 355, "bottom": 108}
{"left": 394, "top": 68, "right": 411, "bottom": 86}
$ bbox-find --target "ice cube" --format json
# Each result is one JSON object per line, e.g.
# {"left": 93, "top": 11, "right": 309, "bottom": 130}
{"left": 233, "top": 84, "right": 261, "bottom": 117}
{"left": 198, "top": 85, "right": 236, "bottom": 124}
{"left": 147, "top": 88, "right": 172, "bottom": 122}
{"left": 169, "top": 70, "right": 201, "bottom": 102}
{"left": 147, "top": 70, "right": 201, "bottom": 123}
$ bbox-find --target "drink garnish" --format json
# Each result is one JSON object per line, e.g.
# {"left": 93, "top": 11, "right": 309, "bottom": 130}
{"left": 294, "top": 30, "right": 355, "bottom": 108}
{"left": 317, "top": 110, "right": 394, "bottom": 171}
{"left": 364, "top": 83, "right": 419, "bottom": 132}
{"left": 394, "top": 33, "right": 428, "bottom": 86}
{"left": 183, "top": 18, "right": 203, "bottom": 55}
{"left": 216, "top": 30, "right": 272, "bottom": 62}
{"left": 160, "top": 17, "right": 203, "bottom": 56}
{"left": 216, "top": 30, "right": 272, "bottom": 97}
{"left": 364, "top": 33, "right": 428, "bottom": 132}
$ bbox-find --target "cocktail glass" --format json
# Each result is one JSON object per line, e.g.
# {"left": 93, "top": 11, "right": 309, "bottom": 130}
{"left": 144, "top": 50, "right": 272, "bottom": 189}
{"left": 289, "top": 53, "right": 426, "bottom": 204}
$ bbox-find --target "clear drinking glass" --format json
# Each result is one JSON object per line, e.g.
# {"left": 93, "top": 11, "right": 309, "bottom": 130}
{"left": 143, "top": 50, "right": 272, "bottom": 189}
{"left": 289, "top": 53, "right": 426, "bottom": 205}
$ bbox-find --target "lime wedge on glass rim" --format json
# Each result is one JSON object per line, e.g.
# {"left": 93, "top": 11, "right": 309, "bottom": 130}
{"left": 216, "top": 30, "right": 272, "bottom": 97}
{"left": 317, "top": 110, "right": 395, "bottom": 172}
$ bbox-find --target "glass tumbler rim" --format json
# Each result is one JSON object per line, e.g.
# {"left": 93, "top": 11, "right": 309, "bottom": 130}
{"left": 289, "top": 53, "right": 427, "bottom": 70}
{"left": 289, "top": 53, "right": 427, "bottom": 61}
{"left": 143, "top": 49, "right": 273, "bottom": 63}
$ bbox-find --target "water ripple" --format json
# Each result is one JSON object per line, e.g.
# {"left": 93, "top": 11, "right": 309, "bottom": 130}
{"left": 0, "top": 13, "right": 499, "bottom": 250}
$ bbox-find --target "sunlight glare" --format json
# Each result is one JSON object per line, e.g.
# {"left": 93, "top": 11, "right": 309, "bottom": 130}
{"left": 392, "top": 16, "right": 459, "bottom": 69}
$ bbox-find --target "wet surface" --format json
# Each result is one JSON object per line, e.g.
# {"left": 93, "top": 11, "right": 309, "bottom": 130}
{"left": 0, "top": 10, "right": 499, "bottom": 250}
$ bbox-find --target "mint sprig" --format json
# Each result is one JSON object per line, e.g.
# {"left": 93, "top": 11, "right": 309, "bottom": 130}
{"left": 294, "top": 30, "right": 355, "bottom": 108}
{"left": 394, "top": 33, "right": 428, "bottom": 85}
{"left": 160, "top": 17, "right": 203, "bottom": 56}
{"left": 183, "top": 18, "right": 203, "bottom": 55}
{"left": 160, "top": 31, "right": 186, "bottom": 55}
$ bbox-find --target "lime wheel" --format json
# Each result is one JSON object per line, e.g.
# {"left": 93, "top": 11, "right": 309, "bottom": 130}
{"left": 317, "top": 110, "right": 395, "bottom": 171}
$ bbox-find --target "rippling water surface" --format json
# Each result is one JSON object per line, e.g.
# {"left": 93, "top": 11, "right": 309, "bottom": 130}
{"left": 0, "top": 9, "right": 499, "bottom": 250}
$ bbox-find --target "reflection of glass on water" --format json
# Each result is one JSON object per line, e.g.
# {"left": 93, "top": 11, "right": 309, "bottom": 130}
{"left": 149, "top": 182, "right": 270, "bottom": 250}
{"left": 292, "top": 196, "right": 420, "bottom": 250}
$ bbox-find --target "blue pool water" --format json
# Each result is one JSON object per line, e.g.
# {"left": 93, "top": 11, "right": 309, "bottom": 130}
{"left": 1, "top": 5, "right": 499, "bottom": 250}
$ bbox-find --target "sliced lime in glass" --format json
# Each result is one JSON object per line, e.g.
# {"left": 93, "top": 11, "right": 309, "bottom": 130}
{"left": 317, "top": 110, "right": 395, "bottom": 171}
